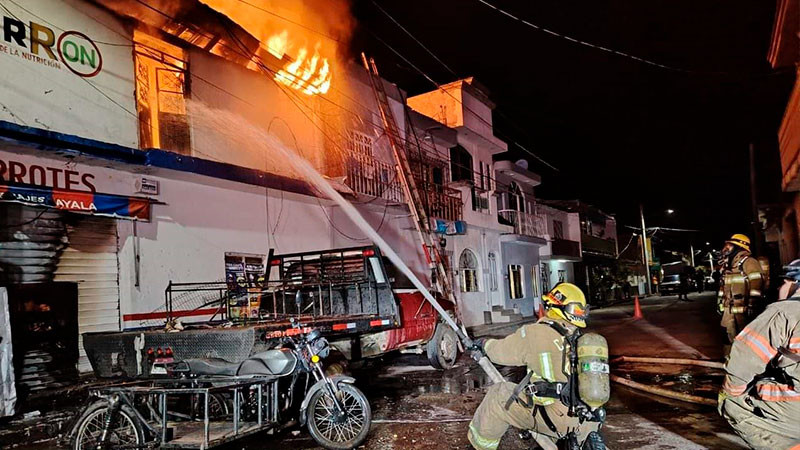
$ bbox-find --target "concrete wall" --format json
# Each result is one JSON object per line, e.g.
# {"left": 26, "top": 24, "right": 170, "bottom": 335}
{"left": 0, "top": 0, "right": 137, "bottom": 147}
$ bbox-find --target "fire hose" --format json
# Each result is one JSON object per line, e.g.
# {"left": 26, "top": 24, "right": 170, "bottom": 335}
{"left": 609, "top": 374, "right": 718, "bottom": 406}
{"left": 292, "top": 153, "right": 506, "bottom": 385}
{"left": 611, "top": 356, "right": 724, "bottom": 369}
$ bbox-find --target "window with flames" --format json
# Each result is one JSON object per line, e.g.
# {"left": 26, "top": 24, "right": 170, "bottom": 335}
{"left": 134, "top": 31, "right": 190, "bottom": 155}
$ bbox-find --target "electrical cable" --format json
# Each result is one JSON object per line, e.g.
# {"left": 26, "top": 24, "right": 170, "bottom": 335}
{"left": 364, "top": 28, "right": 560, "bottom": 172}
{"left": 369, "top": 0, "right": 457, "bottom": 77}
{"left": 474, "top": 0, "right": 795, "bottom": 78}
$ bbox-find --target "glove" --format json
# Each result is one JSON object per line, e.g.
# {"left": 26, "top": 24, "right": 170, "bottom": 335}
{"left": 470, "top": 338, "right": 488, "bottom": 361}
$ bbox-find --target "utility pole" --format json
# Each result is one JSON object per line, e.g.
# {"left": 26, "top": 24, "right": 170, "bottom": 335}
{"left": 689, "top": 242, "right": 695, "bottom": 267}
{"left": 640, "top": 203, "right": 652, "bottom": 295}
{"left": 749, "top": 143, "right": 762, "bottom": 256}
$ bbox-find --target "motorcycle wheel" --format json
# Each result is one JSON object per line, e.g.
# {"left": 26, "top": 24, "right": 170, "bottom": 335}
{"left": 72, "top": 400, "right": 145, "bottom": 450}
{"left": 306, "top": 383, "right": 372, "bottom": 450}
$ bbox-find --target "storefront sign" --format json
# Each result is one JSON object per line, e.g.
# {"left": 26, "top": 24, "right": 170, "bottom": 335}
{"left": 0, "top": 183, "right": 151, "bottom": 220}
{"left": 0, "top": 0, "right": 137, "bottom": 147}
{"left": 0, "top": 157, "right": 96, "bottom": 191}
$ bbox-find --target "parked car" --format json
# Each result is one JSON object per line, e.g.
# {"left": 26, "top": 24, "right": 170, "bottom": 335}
{"left": 659, "top": 274, "right": 695, "bottom": 296}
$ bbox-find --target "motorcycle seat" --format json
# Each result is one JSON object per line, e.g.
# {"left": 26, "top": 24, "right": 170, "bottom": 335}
{"left": 181, "top": 358, "right": 239, "bottom": 376}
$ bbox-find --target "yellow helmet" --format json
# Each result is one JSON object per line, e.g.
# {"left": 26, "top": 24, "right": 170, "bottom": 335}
{"left": 542, "top": 282, "right": 588, "bottom": 328}
{"left": 725, "top": 234, "right": 751, "bottom": 252}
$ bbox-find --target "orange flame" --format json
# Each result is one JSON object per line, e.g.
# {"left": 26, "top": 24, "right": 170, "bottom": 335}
{"left": 269, "top": 31, "right": 332, "bottom": 96}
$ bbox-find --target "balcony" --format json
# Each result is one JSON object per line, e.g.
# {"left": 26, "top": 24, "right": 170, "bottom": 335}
{"left": 498, "top": 209, "right": 547, "bottom": 239}
{"left": 344, "top": 154, "right": 463, "bottom": 222}
{"left": 581, "top": 233, "right": 617, "bottom": 258}
{"left": 551, "top": 238, "right": 581, "bottom": 259}
{"left": 344, "top": 153, "right": 404, "bottom": 203}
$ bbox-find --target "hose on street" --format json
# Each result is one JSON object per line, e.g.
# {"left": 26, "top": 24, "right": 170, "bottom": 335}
{"left": 611, "top": 356, "right": 724, "bottom": 369}
{"left": 610, "top": 374, "right": 718, "bottom": 406}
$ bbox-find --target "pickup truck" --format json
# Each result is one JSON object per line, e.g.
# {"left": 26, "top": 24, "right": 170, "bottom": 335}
{"left": 82, "top": 245, "right": 459, "bottom": 378}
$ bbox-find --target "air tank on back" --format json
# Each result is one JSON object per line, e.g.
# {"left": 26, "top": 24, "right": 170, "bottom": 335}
{"left": 577, "top": 332, "right": 610, "bottom": 409}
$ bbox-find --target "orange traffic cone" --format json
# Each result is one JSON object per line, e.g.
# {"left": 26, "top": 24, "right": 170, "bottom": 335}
{"left": 632, "top": 295, "right": 644, "bottom": 320}
{"left": 537, "top": 302, "right": 545, "bottom": 319}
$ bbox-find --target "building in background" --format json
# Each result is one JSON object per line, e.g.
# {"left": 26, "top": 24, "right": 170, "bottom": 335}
{"left": 408, "top": 78, "right": 547, "bottom": 326}
{"left": 540, "top": 200, "right": 618, "bottom": 303}
{"left": 768, "top": 0, "right": 800, "bottom": 264}
{"left": 536, "top": 203, "right": 583, "bottom": 292}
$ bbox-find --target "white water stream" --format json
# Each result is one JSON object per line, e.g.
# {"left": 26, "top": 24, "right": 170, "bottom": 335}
{"left": 190, "top": 102, "right": 505, "bottom": 384}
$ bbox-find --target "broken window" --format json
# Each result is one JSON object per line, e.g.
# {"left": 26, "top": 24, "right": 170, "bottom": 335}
{"left": 134, "top": 31, "right": 190, "bottom": 154}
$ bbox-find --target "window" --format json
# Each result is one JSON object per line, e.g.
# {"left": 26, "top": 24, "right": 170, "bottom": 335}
{"left": 450, "top": 145, "right": 473, "bottom": 183}
{"left": 508, "top": 264, "right": 524, "bottom": 299}
{"left": 134, "top": 31, "right": 190, "bottom": 154}
{"left": 488, "top": 252, "right": 498, "bottom": 291}
{"left": 507, "top": 182, "right": 525, "bottom": 213}
{"left": 541, "top": 263, "right": 551, "bottom": 293}
{"left": 558, "top": 270, "right": 566, "bottom": 283}
{"left": 459, "top": 249, "right": 480, "bottom": 292}
{"left": 471, "top": 187, "right": 490, "bottom": 213}
{"left": 553, "top": 220, "right": 564, "bottom": 240}
{"left": 347, "top": 130, "right": 374, "bottom": 157}
{"left": 531, "top": 265, "right": 541, "bottom": 299}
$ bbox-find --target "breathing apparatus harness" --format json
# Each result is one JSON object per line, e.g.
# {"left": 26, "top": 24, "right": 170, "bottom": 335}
{"left": 504, "top": 320, "right": 605, "bottom": 432}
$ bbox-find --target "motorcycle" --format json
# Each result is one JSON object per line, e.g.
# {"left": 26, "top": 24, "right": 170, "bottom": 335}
{"left": 69, "top": 323, "right": 371, "bottom": 449}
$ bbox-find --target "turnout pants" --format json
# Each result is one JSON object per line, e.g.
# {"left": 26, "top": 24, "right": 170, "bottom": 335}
{"left": 720, "top": 394, "right": 800, "bottom": 450}
{"left": 721, "top": 309, "right": 747, "bottom": 344}
{"left": 468, "top": 381, "right": 599, "bottom": 450}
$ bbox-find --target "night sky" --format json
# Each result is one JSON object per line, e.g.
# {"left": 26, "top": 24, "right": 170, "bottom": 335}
{"left": 350, "top": 0, "right": 796, "bottom": 250}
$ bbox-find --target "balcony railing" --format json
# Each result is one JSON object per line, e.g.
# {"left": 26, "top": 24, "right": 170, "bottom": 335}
{"left": 498, "top": 209, "right": 547, "bottom": 239}
{"left": 344, "top": 155, "right": 463, "bottom": 222}
{"left": 344, "top": 154, "right": 404, "bottom": 203}
{"left": 420, "top": 183, "right": 463, "bottom": 222}
{"left": 581, "top": 233, "right": 617, "bottom": 257}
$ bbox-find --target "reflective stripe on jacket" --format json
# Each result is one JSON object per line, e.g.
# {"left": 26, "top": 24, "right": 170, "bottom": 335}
{"left": 723, "top": 300, "right": 800, "bottom": 401}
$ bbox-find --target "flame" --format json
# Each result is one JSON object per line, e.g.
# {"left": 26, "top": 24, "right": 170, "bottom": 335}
{"left": 266, "top": 30, "right": 288, "bottom": 59}
{"left": 270, "top": 32, "right": 332, "bottom": 96}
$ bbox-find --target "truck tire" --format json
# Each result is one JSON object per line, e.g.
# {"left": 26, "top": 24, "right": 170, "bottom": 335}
{"left": 427, "top": 323, "right": 459, "bottom": 370}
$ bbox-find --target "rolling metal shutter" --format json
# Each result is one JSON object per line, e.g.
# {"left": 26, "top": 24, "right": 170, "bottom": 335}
{"left": 54, "top": 217, "right": 121, "bottom": 373}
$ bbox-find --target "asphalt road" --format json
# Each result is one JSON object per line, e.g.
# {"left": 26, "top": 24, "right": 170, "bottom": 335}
{"left": 7, "top": 291, "right": 746, "bottom": 449}
{"left": 233, "top": 291, "right": 746, "bottom": 449}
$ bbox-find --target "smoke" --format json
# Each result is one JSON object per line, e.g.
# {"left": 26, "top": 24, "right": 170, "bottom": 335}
{"left": 198, "top": 0, "right": 353, "bottom": 57}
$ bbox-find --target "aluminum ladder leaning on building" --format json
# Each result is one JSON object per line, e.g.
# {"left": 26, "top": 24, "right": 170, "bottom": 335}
{"left": 360, "top": 54, "right": 504, "bottom": 384}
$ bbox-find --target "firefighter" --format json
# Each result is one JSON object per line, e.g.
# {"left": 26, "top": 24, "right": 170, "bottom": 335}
{"left": 718, "top": 234, "right": 764, "bottom": 344}
{"left": 468, "top": 283, "right": 606, "bottom": 450}
{"left": 718, "top": 259, "right": 800, "bottom": 450}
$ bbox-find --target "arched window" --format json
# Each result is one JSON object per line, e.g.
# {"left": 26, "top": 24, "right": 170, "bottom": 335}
{"left": 459, "top": 249, "right": 480, "bottom": 293}
{"left": 450, "top": 145, "right": 473, "bottom": 183}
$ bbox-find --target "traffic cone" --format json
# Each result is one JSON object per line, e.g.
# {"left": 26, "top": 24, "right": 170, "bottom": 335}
{"left": 537, "top": 302, "right": 545, "bottom": 319}
{"left": 632, "top": 295, "right": 644, "bottom": 320}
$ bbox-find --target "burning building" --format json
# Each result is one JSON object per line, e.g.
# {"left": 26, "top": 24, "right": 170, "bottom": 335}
{"left": 0, "top": 0, "right": 552, "bottom": 393}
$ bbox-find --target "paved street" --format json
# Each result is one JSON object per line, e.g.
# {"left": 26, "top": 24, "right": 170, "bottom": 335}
{"left": 3, "top": 292, "right": 746, "bottom": 450}
{"left": 233, "top": 291, "right": 744, "bottom": 449}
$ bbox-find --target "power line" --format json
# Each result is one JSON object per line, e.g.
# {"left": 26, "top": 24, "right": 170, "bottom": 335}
{"left": 234, "top": 0, "right": 342, "bottom": 43}
{"left": 369, "top": 0, "right": 456, "bottom": 77}
{"left": 473, "top": 0, "right": 793, "bottom": 78}
{"left": 366, "top": 28, "right": 560, "bottom": 172}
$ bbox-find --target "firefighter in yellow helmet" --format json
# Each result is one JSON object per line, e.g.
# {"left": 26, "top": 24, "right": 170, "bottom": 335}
{"left": 468, "top": 283, "right": 608, "bottom": 450}
{"left": 718, "top": 234, "right": 764, "bottom": 345}
{"left": 718, "top": 259, "right": 800, "bottom": 449}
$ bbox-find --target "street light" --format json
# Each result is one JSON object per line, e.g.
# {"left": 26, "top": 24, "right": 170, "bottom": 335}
{"left": 666, "top": 209, "right": 675, "bottom": 215}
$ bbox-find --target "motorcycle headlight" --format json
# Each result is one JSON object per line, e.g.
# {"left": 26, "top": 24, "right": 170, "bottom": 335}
{"left": 311, "top": 336, "right": 330, "bottom": 359}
